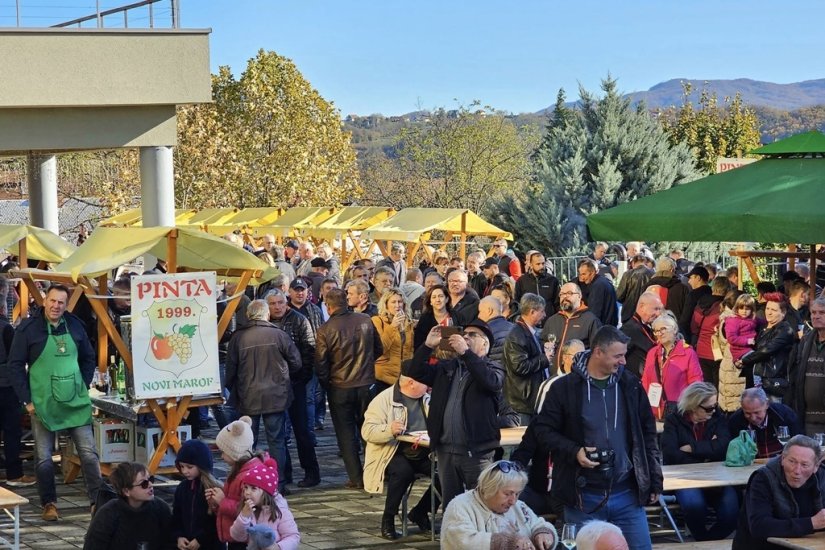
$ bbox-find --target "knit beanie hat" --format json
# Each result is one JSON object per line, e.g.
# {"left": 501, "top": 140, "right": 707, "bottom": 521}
{"left": 175, "top": 439, "right": 213, "bottom": 472}
{"left": 242, "top": 457, "right": 279, "bottom": 496}
{"left": 215, "top": 415, "right": 254, "bottom": 462}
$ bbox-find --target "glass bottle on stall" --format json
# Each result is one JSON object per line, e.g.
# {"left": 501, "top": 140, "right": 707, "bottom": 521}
{"left": 116, "top": 358, "right": 126, "bottom": 400}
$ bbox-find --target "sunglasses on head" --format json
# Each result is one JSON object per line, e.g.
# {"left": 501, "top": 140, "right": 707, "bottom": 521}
{"left": 698, "top": 404, "right": 717, "bottom": 413}
{"left": 132, "top": 475, "right": 156, "bottom": 489}
{"left": 494, "top": 460, "right": 523, "bottom": 474}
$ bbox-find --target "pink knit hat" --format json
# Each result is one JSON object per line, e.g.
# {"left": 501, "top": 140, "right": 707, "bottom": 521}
{"left": 242, "top": 458, "right": 279, "bottom": 496}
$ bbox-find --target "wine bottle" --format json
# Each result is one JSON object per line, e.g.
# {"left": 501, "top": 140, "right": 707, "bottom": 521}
{"left": 116, "top": 358, "right": 126, "bottom": 399}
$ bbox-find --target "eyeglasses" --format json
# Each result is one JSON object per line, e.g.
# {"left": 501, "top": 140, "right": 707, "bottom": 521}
{"left": 698, "top": 404, "right": 717, "bottom": 413}
{"left": 653, "top": 327, "right": 672, "bottom": 335}
{"left": 559, "top": 291, "right": 580, "bottom": 297}
{"left": 465, "top": 332, "right": 488, "bottom": 344}
{"left": 494, "top": 460, "right": 523, "bottom": 474}
{"left": 132, "top": 475, "right": 156, "bottom": 489}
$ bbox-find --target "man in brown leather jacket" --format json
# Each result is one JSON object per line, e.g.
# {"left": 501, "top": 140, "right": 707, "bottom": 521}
{"left": 315, "top": 288, "right": 383, "bottom": 489}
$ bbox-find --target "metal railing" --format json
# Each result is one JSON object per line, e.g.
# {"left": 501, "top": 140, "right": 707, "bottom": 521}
{"left": 6, "top": 0, "right": 179, "bottom": 29}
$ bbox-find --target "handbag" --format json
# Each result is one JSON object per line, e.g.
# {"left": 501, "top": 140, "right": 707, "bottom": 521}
{"left": 725, "top": 430, "right": 758, "bottom": 466}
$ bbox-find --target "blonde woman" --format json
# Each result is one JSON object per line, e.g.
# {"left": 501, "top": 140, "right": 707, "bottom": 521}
{"left": 372, "top": 288, "right": 415, "bottom": 393}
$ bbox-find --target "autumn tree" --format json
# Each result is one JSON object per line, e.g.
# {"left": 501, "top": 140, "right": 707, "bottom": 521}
{"left": 659, "top": 82, "right": 762, "bottom": 174}
{"left": 489, "top": 77, "right": 701, "bottom": 256}
{"left": 175, "top": 50, "right": 360, "bottom": 209}
{"left": 359, "top": 103, "right": 539, "bottom": 214}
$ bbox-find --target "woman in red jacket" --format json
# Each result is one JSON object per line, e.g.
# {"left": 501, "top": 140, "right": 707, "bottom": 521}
{"left": 642, "top": 311, "right": 704, "bottom": 420}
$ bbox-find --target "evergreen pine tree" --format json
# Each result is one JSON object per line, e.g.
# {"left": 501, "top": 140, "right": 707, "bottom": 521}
{"left": 489, "top": 76, "right": 700, "bottom": 257}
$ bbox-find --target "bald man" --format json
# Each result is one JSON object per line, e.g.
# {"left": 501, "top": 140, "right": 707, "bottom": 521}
{"left": 620, "top": 293, "right": 664, "bottom": 377}
{"left": 477, "top": 296, "right": 514, "bottom": 365}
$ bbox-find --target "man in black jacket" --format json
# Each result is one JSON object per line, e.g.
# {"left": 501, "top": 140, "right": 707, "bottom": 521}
{"left": 532, "top": 326, "right": 662, "bottom": 550}
{"left": 404, "top": 319, "right": 503, "bottom": 508}
{"left": 733, "top": 435, "right": 825, "bottom": 550}
{"left": 620, "top": 292, "right": 663, "bottom": 377}
{"left": 476, "top": 296, "right": 514, "bottom": 365}
{"left": 503, "top": 293, "right": 550, "bottom": 424}
{"left": 787, "top": 298, "right": 825, "bottom": 435}
{"left": 679, "top": 265, "right": 711, "bottom": 338}
{"left": 577, "top": 259, "right": 618, "bottom": 327}
{"left": 266, "top": 290, "right": 321, "bottom": 488}
{"left": 514, "top": 253, "right": 560, "bottom": 324}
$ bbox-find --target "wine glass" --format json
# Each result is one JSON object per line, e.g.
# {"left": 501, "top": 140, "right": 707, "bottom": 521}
{"left": 777, "top": 425, "right": 790, "bottom": 446}
{"left": 561, "top": 523, "right": 577, "bottom": 549}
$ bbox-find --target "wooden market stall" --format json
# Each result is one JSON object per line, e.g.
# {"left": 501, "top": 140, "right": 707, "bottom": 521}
{"left": 360, "top": 208, "right": 514, "bottom": 266}
{"left": 12, "top": 226, "right": 278, "bottom": 473}
{"left": 0, "top": 224, "right": 77, "bottom": 321}
{"left": 248, "top": 206, "right": 338, "bottom": 241}
{"left": 99, "top": 209, "right": 198, "bottom": 228}
{"left": 202, "top": 207, "right": 286, "bottom": 241}
{"left": 299, "top": 206, "right": 396, "bottom": 268}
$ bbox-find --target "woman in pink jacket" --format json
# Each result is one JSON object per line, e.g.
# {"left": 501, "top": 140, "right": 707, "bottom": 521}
{"left": 642, "top": 311, "right": 704, "bottom": 420}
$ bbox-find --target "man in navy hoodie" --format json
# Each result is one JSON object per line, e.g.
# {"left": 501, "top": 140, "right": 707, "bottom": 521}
{"left": 532, "top": 326, "right": 662, "bottom": 550}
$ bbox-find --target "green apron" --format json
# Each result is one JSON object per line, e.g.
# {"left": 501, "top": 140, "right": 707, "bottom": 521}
{"left": 29, "top": 317, "right": 92, "bottom": 431}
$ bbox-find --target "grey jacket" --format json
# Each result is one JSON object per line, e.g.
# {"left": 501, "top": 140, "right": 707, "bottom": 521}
{"left": 225, "top": 320, "right": 302, "bottom": 415}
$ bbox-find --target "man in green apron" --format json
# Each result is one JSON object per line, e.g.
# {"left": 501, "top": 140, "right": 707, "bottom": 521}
{"left": 8, "top": 284, "right": 102, "bottom": 521}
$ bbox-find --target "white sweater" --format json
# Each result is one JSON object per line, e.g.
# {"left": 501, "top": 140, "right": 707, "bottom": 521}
{"left": 441, "top": 489, "right": 557, "bottom": 550}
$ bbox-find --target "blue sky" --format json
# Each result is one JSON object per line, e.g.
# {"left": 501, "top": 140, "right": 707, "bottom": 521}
{"left": 8, "top": 1, "right": 825, "bottom": 115}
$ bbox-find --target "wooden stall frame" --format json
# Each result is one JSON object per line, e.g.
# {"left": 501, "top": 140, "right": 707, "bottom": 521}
{"left": 12, "top": 228, "right": 265, "bottom": 473}
{"left": 728, "top": 247, "right": 823, "bottom": 302}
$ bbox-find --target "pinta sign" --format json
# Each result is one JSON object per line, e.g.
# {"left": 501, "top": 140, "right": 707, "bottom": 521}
{"left": 131, "top": 272, "right": 221, "bottom": 399}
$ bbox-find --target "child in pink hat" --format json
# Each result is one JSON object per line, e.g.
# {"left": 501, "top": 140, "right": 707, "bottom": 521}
{"left": 229, "top": 458, "right": 300, "bottom": 550}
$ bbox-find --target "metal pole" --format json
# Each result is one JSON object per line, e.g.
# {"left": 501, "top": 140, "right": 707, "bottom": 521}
{"left": 171, "top": 0, "right": 179, "bottom": 28}
{"left": 16, "top": 0, "right": 20, "bottom": 27}
{"left": 96, "top": 0, "right": 102, "bottom": 27}
{"left": 149, "top": 2, "right": 154, "bottom": 28}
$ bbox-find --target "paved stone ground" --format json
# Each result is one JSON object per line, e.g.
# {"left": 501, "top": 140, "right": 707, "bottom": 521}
{"left": 2, "top": 420, "right": 440, "bottom": 549}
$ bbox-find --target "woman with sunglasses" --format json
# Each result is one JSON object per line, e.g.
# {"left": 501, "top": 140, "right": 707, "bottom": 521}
{"left": 660, "top": 382, "right": 738, "bottom": 541}
{"left": 441, "top": 460, "right": 557, "bottom": 550}
{"left": 84, "top": 462, "right": 173, "bottom": 550}
{"left": 641, "top": 311, "right": 703, "bottom": 420}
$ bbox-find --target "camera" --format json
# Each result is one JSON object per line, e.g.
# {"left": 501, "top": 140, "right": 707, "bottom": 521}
{"left": 583, "top": 449, "right": 615, "bottom": 485}
{"left": 586, "top": 449, "right": 614, "bottom": 465}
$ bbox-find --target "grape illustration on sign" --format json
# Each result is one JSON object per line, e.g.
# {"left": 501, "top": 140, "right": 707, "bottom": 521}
{"left": 131, "top": 272, "right": 221, "bottom": 399}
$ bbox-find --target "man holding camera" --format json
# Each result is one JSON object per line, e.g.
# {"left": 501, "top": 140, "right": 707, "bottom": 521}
{"left": 532, "top": 326, "right": 662, "bottom": 550}
{"left": 404, "top": 319, "right": 504, "bottom": 509}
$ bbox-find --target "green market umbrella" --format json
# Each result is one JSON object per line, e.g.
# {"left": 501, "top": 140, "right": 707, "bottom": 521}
{"left": 586, "top": 131, "right": 825, "bottom": 243}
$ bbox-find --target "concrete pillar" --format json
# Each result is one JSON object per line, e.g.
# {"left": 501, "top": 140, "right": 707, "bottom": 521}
{"left": 27, "top": 153, "right": 59, "bottom": 234}
{"left": 139, "top": 146, "right": 175, "bottom": 227}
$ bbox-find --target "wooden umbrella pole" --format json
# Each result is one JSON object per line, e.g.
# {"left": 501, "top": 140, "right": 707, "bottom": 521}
{"left": 18, "top": 238, "right": 29, "bottom": 320}
{"left": 167, "top": 229, "right": 178, "bottom": 274}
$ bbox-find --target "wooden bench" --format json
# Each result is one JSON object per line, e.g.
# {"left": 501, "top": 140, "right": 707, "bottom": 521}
{"left": 0, "top": 486, "right": 28, "bottom": 550}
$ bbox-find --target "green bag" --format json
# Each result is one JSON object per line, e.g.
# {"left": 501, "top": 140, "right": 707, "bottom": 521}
{"left": 725, "top": 430, "right": 758, "bottom": 466}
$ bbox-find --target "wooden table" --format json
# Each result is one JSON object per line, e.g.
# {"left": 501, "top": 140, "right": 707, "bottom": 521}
{"left": 0, "top": 487, "right": 28, "bottom": 550}
{"left": 662, "top": 461, "right": 762, "bottom": 491}
{"left": 653, "top": 541, "right": 730, "bottom": 549}
{"left": 63, "top": 394, "right": 224, "bottom": 480}
{"left": 768, "top": 532, "right": 825, "bottom": 549}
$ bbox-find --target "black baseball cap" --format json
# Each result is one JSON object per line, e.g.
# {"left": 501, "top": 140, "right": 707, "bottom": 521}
{"left": 310, "top": 257, "right": 330, "bottom": 269}
{"left": 285, "top": 239, "right": 300, "bottom": 250}
{"left": 482, "top": 257, "right": 499, "bottom": 269}
{"left": 289, "top": 278, "right": 308, "bottom": 290}
{"left": 687, "top": 265, "right": 709, "bottom": 282}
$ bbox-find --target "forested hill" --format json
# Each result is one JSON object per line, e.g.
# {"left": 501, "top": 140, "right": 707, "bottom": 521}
{"left": 344, "top": 78, "right": 825, "bottom": 156}
{"left": 620, "top": 78, "right": 825, "bottom": 112}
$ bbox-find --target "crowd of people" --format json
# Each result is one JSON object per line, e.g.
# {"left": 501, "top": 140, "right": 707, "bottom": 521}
{"left": 3, "top": 234, "right": 825, "bottom": 549}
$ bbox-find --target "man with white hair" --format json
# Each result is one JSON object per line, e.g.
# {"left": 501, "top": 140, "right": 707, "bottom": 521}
{"left": 624, "top": 242, "right": 642, "bottom": 259}
{"left": 295, "top": 241, "right": 317, "bottom": 277}
{"left": 644, "top": 257, "right": 690, "bottom": 320}
{"left": 467, "top": 251, "right": 487, "bottom": 297}
{"left": 575, "top": 520, "right": 628, "bottom": 550}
